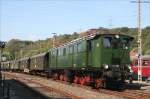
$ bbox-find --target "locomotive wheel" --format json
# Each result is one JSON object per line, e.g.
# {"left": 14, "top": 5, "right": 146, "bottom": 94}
{"left": 85, "top": 75, "right": 91, "bottom": 82}
{"left": 53, "top": 73, "right": 58, "bottom": 80}
{"left": 95, "top": 79, "right": 102, "bottom": 88}
{"left": 63, "top": 75, "right": 67, "bottom": 81}
{"left": 79, "top": 77, "right": 86, "bottom": 85}
{"left": 59, "top": 74, "right": 63, "bottom": 81}
{"left": 73, "top": 76, "right": 79, "bottom": 84}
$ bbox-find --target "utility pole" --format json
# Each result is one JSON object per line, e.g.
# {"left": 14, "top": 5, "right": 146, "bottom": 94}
{"left": 131, "top": 0, "right": 149, "bottom": 83}
{"left": 14, "top": 51, "right": 16, "bottom": 60}
{"left": 20, "top": 49, "right": 23, "bottom": 58}
{"left": 137, "top": 0, "right": 142, "bottom": 83}
{"left": 30, "top": 42, "right": 33, "bottom": 49}
{"left": 52, "top": 33, "right": 57, "bottom": 48}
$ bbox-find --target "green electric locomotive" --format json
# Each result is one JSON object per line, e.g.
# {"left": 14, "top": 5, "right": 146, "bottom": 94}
{"left": 48, "top": 32, "right": 133, "bottom": 88}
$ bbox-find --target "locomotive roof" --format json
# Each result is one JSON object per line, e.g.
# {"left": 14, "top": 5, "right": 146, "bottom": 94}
{"left": 19, "top": 57, "right": 30, "bottom": 61}
{"left": 30, "top": 52, "right": 47, "bottom": 59}
{"left": 49, "top": 32, "right": 133, "bottom": 50}
{"left": 1, "top": 61, "right": 10, "bottom": 64}
{"left": 130, "top": 55, "right": 150, "bottom": 60}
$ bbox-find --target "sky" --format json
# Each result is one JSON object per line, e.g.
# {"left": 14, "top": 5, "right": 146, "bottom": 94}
{"left": 0, "top": 0, "right": 150, "bottom": 41}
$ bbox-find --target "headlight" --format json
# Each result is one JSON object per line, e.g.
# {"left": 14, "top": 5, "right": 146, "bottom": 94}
{"left": 129, "top": 66, "right": 133, "bottom": 73}
{"left": 115, "top": 34, "right": 119, "bottom": 39}
{"left": 125, "top": 46, "right": 128, "bottom": 49}
{"left": 103, "top": 64, "right": 109, "bottom": 69}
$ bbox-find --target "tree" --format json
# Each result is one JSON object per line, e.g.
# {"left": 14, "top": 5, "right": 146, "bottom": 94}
{"left": 120, "top": 27, "right": 129, "bottom": 33}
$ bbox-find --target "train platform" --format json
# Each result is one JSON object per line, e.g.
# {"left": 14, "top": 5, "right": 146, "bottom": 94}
{"left": 0, "top": 72, "right": 70, "bottom": 99}
{"left": 0, "top": 79, "right": 50, "bottom": 99}
{"left": 2, "top": 72, "right": 123, "bottom": 99}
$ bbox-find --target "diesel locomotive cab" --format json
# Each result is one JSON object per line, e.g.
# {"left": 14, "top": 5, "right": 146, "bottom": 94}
{"left": 102, "top": 34, "right": 133, "bottom": 82}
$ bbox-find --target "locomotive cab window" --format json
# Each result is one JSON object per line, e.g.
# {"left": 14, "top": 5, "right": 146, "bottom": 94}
{"left": 143, "top": 60, "right": 148, "bottom": 66}
{"left": 103, "top": 37, "right": 111, "bottom": 48}
{"left": 122, "top": 38, "right": 129, "bottom": 49}
{"left": 111, "top": 37, "right": 121, "bottom": 49}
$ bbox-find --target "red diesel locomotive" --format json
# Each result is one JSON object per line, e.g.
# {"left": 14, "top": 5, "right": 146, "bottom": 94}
{"left": 130, "top": 55, "right": 150, "bottom": 80}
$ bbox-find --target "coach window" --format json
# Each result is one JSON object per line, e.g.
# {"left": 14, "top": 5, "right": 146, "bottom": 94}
{"left": 103, "top": 37, "right": 111, "bottom": 48}
{"left": 143, "top": 60, "right": 148, "bottom": 66}
{"left": 35, "top": 58, "right": 37, "bottom": 64}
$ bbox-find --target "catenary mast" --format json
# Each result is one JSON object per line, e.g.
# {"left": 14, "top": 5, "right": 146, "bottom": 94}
{"left": 137, "top": 0, "right": 142, "bottom": 82}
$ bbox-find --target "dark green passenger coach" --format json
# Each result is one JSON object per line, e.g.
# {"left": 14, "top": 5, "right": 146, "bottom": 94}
{"left": 18, "top": 57, "right": 30, "bottom": 72}
{"left": 30, "top": 53, "right": 49, "bottom": 74}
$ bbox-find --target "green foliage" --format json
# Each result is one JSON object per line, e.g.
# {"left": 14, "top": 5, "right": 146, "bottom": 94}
{"left": 3, "top": 27, "right": 150, "bottom": 61}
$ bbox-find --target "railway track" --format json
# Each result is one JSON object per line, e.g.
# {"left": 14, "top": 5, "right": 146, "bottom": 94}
{"left": 2, "top": 72, "right": 78, "bottom": 99}
{"left": 55, "top": 78, "right": 150, "bottom": 99}
{"left": 70, "top": 82, "right": 150, "bottom": 99}
{"left": 21, "top": 78, "right": 82, "bottom": 99}
{"left": 98, "top": 89, "right": 150, "bottom": 99}
{"left": 2, "top": 72, "right": 150, "bottom": 99}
